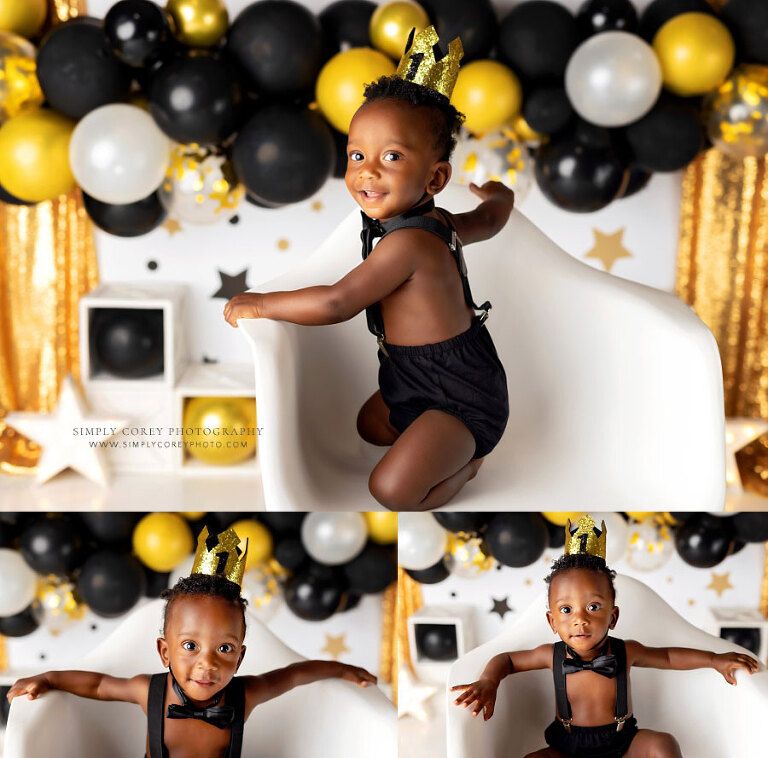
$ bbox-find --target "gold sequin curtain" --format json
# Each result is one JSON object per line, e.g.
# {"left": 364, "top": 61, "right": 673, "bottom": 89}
{"left": 0, "top": 0, "right": 96, "bottom": 474}
{"left": 394, "top": 568, "right": 423, "bottom": 705}
{"left": 379, "top": 582, "right": 397, "bottom": 694}
{"left": 761, "top": 545, "right": 768, "bottom": 619}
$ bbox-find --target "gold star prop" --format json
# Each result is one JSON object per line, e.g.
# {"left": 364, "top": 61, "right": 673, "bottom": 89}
{"left": 321, "top": 633, "right": 351, "bottom": 660}
{"left": 707, "top": 572, "right": 734, "bottom": 598}
{"left": 162, "top": 218, "right": 182, "bottom": 236}
{"left": 584, "top": 228, "right": 632, "bottom": 273}
{"left": 725, "top": 418, "right": 768, "bottom": 498}
{"left": 398, "top": 666, "right": 437, "bottom": 721}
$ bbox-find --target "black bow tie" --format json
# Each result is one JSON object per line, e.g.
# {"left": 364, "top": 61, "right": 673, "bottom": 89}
{"left": 360, "top": 212, "right": 385, "bottom": 260}
{"left": 562, "top": 643, "right": 618, "bottom": 678}
{"left": 166, "top": 674, "right": 234, "bottom": 730}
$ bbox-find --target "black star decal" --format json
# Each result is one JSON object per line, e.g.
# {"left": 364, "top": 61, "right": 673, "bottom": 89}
{"left": 490, "top": 596, "right": 512, "bottom": 620}
{"left": 212, "top": 268, "right": 250, "bottom": 300}
{"left": 202, "top": 355, "right": 219, "bottom": 364}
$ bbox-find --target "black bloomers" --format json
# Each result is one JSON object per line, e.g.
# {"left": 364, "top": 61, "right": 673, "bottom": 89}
{"left": 377, "top": 318, "right": 509, "bottom": 459}
{"left": 544, "top": 717, "right": 640, "bottom": 758}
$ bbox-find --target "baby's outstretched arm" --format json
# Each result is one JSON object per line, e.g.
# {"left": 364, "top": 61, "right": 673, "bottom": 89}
{"left": 6, "top": 671, "right": 149, "bottom": 708}
{"left": 626, "top": 641, "right": 760, "bottom": 685}
{"left": 446, "top": 181, "right": 515, "bottom": 246}
{"left": 450, "top": 644, "right": 552, "bottom": 721}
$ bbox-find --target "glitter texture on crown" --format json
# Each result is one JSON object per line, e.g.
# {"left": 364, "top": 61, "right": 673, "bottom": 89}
{"left": 191, "top": 526, "right": 248, "bottom": 588}
{"left": 564, "top": 515, "right": 607, "bottom": 561}
{"left": 395, "top": 25, "right": 463, "bottom": 100}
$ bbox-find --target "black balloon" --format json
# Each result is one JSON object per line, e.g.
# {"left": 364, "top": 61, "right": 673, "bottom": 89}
{"left": 720, "top": 627, "right": 761, "bottom": 656}
{"left": 274, "top": 537, "right": 308, "bottom": 571}
{"left": 415, "top": 622, "right": 458, "bottom": 661}
{"left": 535, "top": 138, "right": 627, "bottom": 212}
{"left": 0, "top": 604, "right": 40, "bottom": 637}
{"left": 148, "top": 55, "right": 241, "bottom": 145}
{"left": 576, "top": 0, "right": 638, "bottom": 38}
{"left": 77, "top": 551, "right": 146, "bottom": 617}
{"left": 284, "top": 564, "right": 346, "bottom": 621}
{"left": 319, "top": 0, "right": 375, "bottom": 56}
{"left": 420, "top": 0, "right": 497, "bottom": 62}
{"left": 19, "top": 517, "right": 86, "bottom": 576}
{"left": 405, "top": 560, "right": 450, "bottom": 584}
{"left": 338, "top": 589, "right": 363, "bottom": 612}
{"left": 545, "top": 518, "right": 566, "bottom": 549}
{"left": 0, "top": 686, "right": 9, "bottom": 726}
{"left": 668, "top": 512, "right": 698, "bottom": 523}
{"left": 728, "top": 538, "right": 747, "bottom": 556}
{"left": 80, "top": 512, "right": 143, "bottom": 544}
{"left": 0, "top": 181, "right": 34, "bottom": 206}
{"left": 143, "top": 566, "right": 171, "bottom": 598}
{"left": 674, "top": 514, "right": 734, "bottom": 568}
{"left": 523, "top": 88, "right": 573, "bottom": 135}
{"left": 0, "top": 520, "right": 16, "bottom": 548}
{"left": 732, "top": 512, "right": 768, "bottom": 543}
{"left": 624, "top": 95, "right": 703, "bottom": 173}
{"left": 330, "top": 125, "right": 349, "bottom": 179}
{"left": 485, "top": 513, "right": 549, "bottom": 568}
{"left": 343, "top": 544, "right": 397, "bottom": 594}
{"left": 498, "top": 1, "right": 580, "bottom": 82}
{"left": 433, "top": 513, "right": 489, "bottom": 535}
{"left": 90, "top": 308, "right": 164, "bottom": 379}
{"left": 83, "top": 191, "right": 167, "bottom": 238}
{"left": 36, "top": 17, "right": 132, "bottom": 119}
{"left": 259, "top": 513, "right": 306, "bottom": 534}
{"left": 233, "top": 105, "right": 335, "bottom": 205}
{"left": 617, "top": 166, "right": 652, "bottom": 199}
{"left": 721, "top": 0, "right": 768, "bottom": 65}
{"left": 227, "top": 0, "right": 324, "bottom": 96}
{"left": 104, "top": 0, "right": 170, "bottom": 68}
{"left": 638, "top": 0, "right": 714, "bottom": 42}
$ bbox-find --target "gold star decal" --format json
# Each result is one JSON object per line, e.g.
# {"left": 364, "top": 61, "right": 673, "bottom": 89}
{"left": 162, "top": 218, "right": 182, "bottom": 236}
{"left": 707, "top": 572, "right": 734, "bottom": 598}
{"left": 311, "top": 200, "right": 323, "bottom": 212}
{"left": 321, "top": 633, "right": 350, "bottom": 660}
{"left": 277, "top": 238, "right": 290, "bottom": 251}
{"left": 584, "top": 228, "right": 632, "bottom": 273}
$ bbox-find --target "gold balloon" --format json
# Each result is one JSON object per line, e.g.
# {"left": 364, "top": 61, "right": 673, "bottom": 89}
{"left": 624, "top": 511, "right": 657, "bottom": 522}
{"left": 703, "top": 64, "right": 768, "bottom": 159}
{"left": 0, "top": 108, "right": 75, "bottom": 201}
{"left": 0, "top": 0, "right": 47, "bottom": 39}
{"left": 451, "top": 60, "right": 522, "bottom": 136}
{"left": 541, "top": 511, "right": 584, "bottom": 527}
{"left": 182, "top": 396, "right": 258, "bottom": 466}
{"left": 0, "top": 32, "right": 43, "bottom": 123}
{"left": 508, "top": 115, "right": 546, "bottom": 146}
{"left": 166, "top": 0, "right": 228, "bottom": 48}
{"left": 653, "top": 12, "right": 735, "bottom": 97}
{"left": 180, "top": 511, "right": 206, "bottom": 519}
{"left": 316, "top": 47, "right": 396, "bottom": 133}
{"left": 230, "top": 519, "right": 273, "bottom": 569}
{"left": 365, "top": 512, "right": 398, "bottom": 544}
{"left": 370, "top": 1, "right": 429, "bottom": 60}
{"left": 133, "top": 513, "right": 194, "bottom": 573}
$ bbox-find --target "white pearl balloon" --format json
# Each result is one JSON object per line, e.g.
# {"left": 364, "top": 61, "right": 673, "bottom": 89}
{"left": 0, "top": 548, "right": 38, "bottom": 617}
{"left": 69, "top": 104, "right": 171, "bottom": 204}
{"left": 398, "top": 513, "right": 447, "bottom": 571}
{"left": 301, "top": 513, "right": 367, "bottom": 566}
{"left": 565, "top": 31, "right": 662, "bottom": 127}
{"left": 586, "top": 512, "right": 629, "bottom": 565}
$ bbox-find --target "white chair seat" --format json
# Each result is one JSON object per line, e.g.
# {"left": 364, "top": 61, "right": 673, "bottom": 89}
{"left": 446, "top": 574, "right": 768, "bottom": 758}
{"left": 240, "top": 185, "right": 725, "bottom": 511}
{"left": 4, "top": 600, "right": 395, "bottom": 758}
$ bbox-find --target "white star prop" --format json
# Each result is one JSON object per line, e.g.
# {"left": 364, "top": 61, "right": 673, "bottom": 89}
{"left": 398, "top": 666, "right": 437, "bottom": 721}
{"left": 725, "top": 418, "right": 768, "bottom": 496}
{"left": 5, "top": 375, "right": 127, "bottom": 486}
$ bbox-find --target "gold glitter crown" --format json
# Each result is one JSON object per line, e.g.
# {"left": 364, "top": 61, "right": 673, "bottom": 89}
{"left": 395, "top": 25, "right": 463, "bottom": 101}
{"left": 564, "top": 515, "right": 607, "bottom": 561}
{"left": 191, "top": 527, "right": 248, "bottom": 589}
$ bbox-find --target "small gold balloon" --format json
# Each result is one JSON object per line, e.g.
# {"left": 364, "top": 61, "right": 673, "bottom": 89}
{"left": 182, "top": 396, "right": 258, "bottom": 466}
{"left": 653, "top": 12, "right": 735, "bottom": 97}
{"left": 133, "top": 513, "right": 194, "bottom": 573}
{"left": 0, "top": 0, "right": 47, "bottom": 39}
{"left": 370, "top": 1, "right": 429, "bottom": 60}
{"left": 542, "top": 511, "right": 584, "bottom": 527}
{"left": 0, "top": 32, "right": 43, "bottom": 124}
{"left": 166, "top": 0, "right": 228, "bottom": 48}
{"left": 364, "top": 512, "right": 398, "bottom": 544}
{"left": 229, "top": 519, "right": 273, "bottom": 569}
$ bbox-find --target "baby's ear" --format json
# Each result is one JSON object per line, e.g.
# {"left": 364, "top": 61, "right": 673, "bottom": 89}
{"left": 236, "top": 645, "right": 246, "bottom": 672}
{"left": 428, "top": 161, "right": 452, "bottom": 194}
{"left": 609, "top": 606, "right": 620, "bottom": 629}
{"left": 156, "top": 637, "right": 170, "bottom": 667}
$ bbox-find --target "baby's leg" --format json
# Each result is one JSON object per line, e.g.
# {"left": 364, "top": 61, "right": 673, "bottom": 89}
{"left": 357, "top": 391, "right": 400, "bottom": 446}
{"left": 522, "top": 749, "right": 569, "bottom": 758}
{"left": 625, "top": 730, "right": 682, "bottom": 758}
{"left": 368, "top": 409, "right": 482, "bottom": 510}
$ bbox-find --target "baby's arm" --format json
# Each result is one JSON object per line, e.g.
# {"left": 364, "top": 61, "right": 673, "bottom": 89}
{"left": 450, "top": 644, "right": 552, "bottom": 720}
{"left": 243, "top": 661, "right": 376, "bottom": 715}
{"left": 446, "top": 181, "right": 515, "bottom": 246}
{"left": 6, "top": 671, "right": 149, "bottom": 708}
{"left": 626, "top": 640, "right": 759, "bottom": 685}
{"left": 223, "top": 233, "right": 416, "bottom": 328}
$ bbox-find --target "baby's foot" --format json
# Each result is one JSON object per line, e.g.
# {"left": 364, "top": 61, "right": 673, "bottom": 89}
{"left": 467, "top": 457, "right": 485, "bottom": 481}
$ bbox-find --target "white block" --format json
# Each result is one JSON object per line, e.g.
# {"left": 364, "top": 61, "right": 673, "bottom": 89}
{"left": 706, "top": 607, "right": 768, "bottom": 662}
{"left": 408, "top": 605, "right": 474, "bottom": 683}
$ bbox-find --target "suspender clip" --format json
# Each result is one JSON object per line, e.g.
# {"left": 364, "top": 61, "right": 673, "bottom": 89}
{"left": 615, "top": 714, "right": 630, "bottom": 732}
{"left": 377, "top": 335, "right": 389, "bottom": 357}
{"left": 559, "top": 718, "right": 573, "bottom": 734}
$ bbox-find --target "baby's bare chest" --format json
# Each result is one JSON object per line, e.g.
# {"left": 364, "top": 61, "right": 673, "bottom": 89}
{"left": 162, "top": 718, "right": 231, "bottom": 758}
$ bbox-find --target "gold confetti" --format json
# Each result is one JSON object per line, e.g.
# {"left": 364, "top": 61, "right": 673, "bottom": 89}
{"left": 277, "top": 238, "right": 290, "bottom": 251}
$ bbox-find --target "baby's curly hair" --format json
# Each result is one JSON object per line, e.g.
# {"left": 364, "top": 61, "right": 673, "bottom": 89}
{"left": 161, "top": 573, "right": 247, "bottom": 634}
{"left": 545, "top": 554, "right": 617, "bottom": 602}
{"left": 362, "top": 76, "right": 465, "bottom": 162}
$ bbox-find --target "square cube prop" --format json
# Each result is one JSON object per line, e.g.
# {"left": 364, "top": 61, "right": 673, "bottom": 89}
{"left": 407, "top": 605, "right": 474, "bottom": 682}
{"left": 707, "top": 607, "right": 768, "bottom": 663}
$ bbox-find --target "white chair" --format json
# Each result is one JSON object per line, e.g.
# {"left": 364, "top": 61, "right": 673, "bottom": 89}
{"left": 239, "top": 185, "right": 725, "bottom": 511}
{"left": 3, "top": 600, "right": 396, "bottom": 758}
{"left": 446, "top": 574, "right": 768, "bottom": 758}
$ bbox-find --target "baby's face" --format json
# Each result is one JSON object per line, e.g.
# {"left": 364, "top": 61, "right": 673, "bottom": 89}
{"left": 157, "top": 594, "right": 246, "bottom": 704}
{"left": 546, "top": 569, "right": 618, "bottom": 657}
{"left": 345, "top": 99, "right": 449, "bottom": 220}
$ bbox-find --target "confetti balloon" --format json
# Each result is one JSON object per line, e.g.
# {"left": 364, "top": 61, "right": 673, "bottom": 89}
{"left": 35, "top": 578, "right": 85, "bottom": 635}
{"left": 182, "top": 397, "right": 258, "bottom": 466}
{"left": 624, "top": 518, "right": 674, "bottom": 572}
{"left": 242, "top": 565, "right": 283, "bottom": 623}
{"left": 0, "top": 33, "right": 42, "bottom": 124}
{"left": 160, "top": 145, "right": 244, "bottom": 226}
{"left": 703, "top": 65, "right": 768, "bottom": 159}
{"left": 369, "top": 1, "right": 429, "bottom": 59}
{"left": 445, "top": 534, "right": 495, "bottom": 579}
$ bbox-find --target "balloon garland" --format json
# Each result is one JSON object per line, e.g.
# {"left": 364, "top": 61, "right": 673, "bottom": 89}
{"left": 0, "top": 0, "right": 765, "bottom": 224}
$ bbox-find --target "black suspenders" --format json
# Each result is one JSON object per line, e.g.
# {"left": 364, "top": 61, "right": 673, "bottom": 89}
{"left": 552, "top": 638, "right": 630, "bottom": 733}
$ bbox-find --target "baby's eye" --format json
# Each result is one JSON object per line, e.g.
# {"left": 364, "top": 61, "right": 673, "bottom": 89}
{"left": 182, "top": 641, "right": 197, "bottom": 651}
{"left": 218, "top": 644, "right": 233, "bottom": 653}
{"left": 348, "top": 151, "right": 363, "bottom": 161}
{"left": 384, "top": 152, "right": 401, "bottom": 162}
{"left": 588, "top": 603, "right": 600, "bottom": 611}
{"left": 559, "top": 606, "right": 571, "bottom": 614}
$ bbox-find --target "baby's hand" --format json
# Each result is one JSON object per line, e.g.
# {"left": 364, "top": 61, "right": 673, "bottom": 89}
{"left": 469, "top": 181, "right": 515, "bottom": 209}
{"left": 713, "top": 652, "right": 759, "bottom": 685}
{"left": 338, "top": 663, "right": 377, "bottom": 688}
{"left": 450, "top": 677, "right": 499, "bottom": 720}
{"left": 223, "top": 292, "right": 264, "bottom": 328}
{"left": 6, "top": 675, "right": 52, "bottom": 702}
